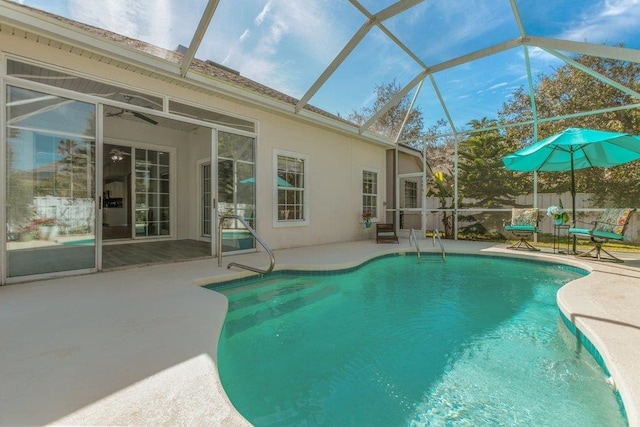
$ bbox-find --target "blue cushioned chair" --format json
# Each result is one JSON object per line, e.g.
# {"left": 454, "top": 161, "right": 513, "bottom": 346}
{"left": 504, "top": 207, "right": 540, "bottom": 251}
{"left": 569, "top": 208, "right": 636, "bottom": 263}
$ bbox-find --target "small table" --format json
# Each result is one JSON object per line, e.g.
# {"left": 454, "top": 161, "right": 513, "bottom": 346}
{"left": 553, "top": 224, "right": 570, "bottom": 254}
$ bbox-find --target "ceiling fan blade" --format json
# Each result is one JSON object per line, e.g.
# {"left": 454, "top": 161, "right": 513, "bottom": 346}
{"left": 131, "top": 110, "right": 158, "bottom": 125}
{"left": 106, "top": 109, "right": 123, "bottom": 118}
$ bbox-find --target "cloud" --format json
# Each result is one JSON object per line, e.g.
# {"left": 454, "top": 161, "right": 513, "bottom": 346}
{"left": 68, "top": 0, "right": 177, "bottom": 50}
{"left": 488, "top": 82, "right": 508, "bottom": 90}
{"left": 239, "top": 29, "right": 250, "bottom": 43}
{"left": 256, "top": 12, "right": 289, "bottom": 56}
{"left": 417, "top": 1, "right": 514, "bottom": 59}
{"left": 255, "top": 1, "right": 271, "bottom": 26}
{"left": 559, "top": 0, "right": 640, "bottom": 44}
{"left": 204, "top": 0, "right": 352, "bottom": 97}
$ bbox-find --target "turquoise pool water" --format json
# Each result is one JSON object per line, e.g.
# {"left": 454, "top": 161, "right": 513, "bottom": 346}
{"left": 213, "top": 254, "right": 626, "bottom": 426}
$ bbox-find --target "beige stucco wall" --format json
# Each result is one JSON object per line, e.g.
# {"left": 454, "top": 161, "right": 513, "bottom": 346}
{"left": 1, "top": 31, "right": 387, "bottom": 250}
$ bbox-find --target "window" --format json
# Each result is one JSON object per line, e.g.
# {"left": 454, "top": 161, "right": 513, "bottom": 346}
{"left": 362, "top": 170, "right": 378, "bottom": 219}
{"left": 275, "top": 151, "right": 307, "bottom": 225}
{"left": 404, "top": 181, "right": 418, "bottom": 209}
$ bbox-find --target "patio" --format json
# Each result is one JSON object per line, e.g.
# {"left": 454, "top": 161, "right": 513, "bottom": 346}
{"left": 1, "top": 238, "right": 639, "bottom": 426}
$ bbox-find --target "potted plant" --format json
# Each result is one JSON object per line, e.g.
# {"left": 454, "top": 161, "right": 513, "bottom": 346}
{"left": 546, "top": 199, "right": 569, "bottom": 225}
{"left": 361, "top": 210, "right": 373, "bottom": 228}
{"left": 17, "top": 223, "right": 37, "bottom": 242}
{"left": 32, "top": 218, "right": 59, "bottom": 240}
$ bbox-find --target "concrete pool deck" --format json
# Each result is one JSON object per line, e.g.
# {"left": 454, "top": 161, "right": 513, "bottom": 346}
{"left": 1, "top": 239, "right": 639, "bottom": 426}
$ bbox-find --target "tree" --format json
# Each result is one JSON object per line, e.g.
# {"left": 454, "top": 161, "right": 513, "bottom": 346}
{"left": 345, "top": 79, "right": 424, "bottom": 144}
{"left": 455, "top": 119, "right": 529, "bottom": 237}
{"left": 458, "top": 118, "right": 525, "bottom": 208}
{"left": 421, "top": 120, "right": 456, "bottom": 237}
{"left": 428, "top": 170, "right": 454, "bottom": 237}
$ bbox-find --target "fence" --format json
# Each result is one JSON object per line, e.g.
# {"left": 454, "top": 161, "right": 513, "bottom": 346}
{"left": 421, "top": 192, "right": 639, "bottom": 244}
{"left": 32, "top": 196, "right": 95, "bottom": 235}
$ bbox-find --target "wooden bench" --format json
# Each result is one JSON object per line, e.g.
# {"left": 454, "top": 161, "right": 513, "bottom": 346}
{"left": 569, "top": 208, "right": 636, "bottom": 263}
{"left": 376, "top": 223, "right": 399, "bottom": 244}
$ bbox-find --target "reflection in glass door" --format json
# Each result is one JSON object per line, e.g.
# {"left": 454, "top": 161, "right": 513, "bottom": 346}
{"left": 5, "top": 86, "right": 96, "bottom": 279}
{"left": 217, "top": 131, "right": 255, "bottom": 253}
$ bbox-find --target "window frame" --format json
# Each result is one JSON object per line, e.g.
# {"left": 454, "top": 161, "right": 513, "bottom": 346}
{"left": 273, "top": 149, "right": 309, "bottom": 227}
{"left": 362, "top": 169, "right": 379, "bottom": 221}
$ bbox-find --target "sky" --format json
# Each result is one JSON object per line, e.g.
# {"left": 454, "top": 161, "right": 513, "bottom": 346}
{"left": 13, "top": 0, "right": 640, "bottom": 135}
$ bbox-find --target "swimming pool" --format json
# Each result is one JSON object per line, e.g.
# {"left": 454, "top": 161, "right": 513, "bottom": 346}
{"left": 212, "top": 254, "right": 626, "bottom": 426}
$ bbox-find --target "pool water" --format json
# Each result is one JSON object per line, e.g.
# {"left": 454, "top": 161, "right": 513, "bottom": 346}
{"left": 214, "top": 255, "right": 625, "bottom": 426}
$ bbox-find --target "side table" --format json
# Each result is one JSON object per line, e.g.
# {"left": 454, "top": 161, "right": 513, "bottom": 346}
{"left": 553, "top": 224, "right": 570, "bottom": 254}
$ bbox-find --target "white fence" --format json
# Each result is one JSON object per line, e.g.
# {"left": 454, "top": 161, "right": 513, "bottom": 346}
{"left": 419, "top": 192, "right": 639, "bottom": 244}
{"left": 32, "top": 196, "right": 95, "bottom": 234}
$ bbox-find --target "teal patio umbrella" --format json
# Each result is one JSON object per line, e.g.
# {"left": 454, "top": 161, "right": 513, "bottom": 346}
{"left": 502, "top": 127, "right": 640, "bottom": 251}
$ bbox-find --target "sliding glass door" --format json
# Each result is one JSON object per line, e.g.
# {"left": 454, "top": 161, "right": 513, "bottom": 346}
{"left": 217, "top": 131, "right": 256, "bottom": 253}
{"left": 5, "top": 86, "right": 96, "bottom": 279}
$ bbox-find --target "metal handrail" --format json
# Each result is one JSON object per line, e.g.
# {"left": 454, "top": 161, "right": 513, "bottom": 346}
{"left": 217, "top": 215, "right": 275, "bottom": 274}
{"left": 432, "top": 229, "right": 446, "bottom": 262}
{"left": 409, "top": 228, "right": 421, "bottom": 259}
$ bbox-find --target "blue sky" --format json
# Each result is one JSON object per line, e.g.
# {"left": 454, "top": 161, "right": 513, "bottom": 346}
{"left": 15, "top": 0, "right": 640, "bottom": 133}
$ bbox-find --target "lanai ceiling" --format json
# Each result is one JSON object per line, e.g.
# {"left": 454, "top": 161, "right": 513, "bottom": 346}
{"left": 3, "top": 0, "right": 640, "bottom": 142}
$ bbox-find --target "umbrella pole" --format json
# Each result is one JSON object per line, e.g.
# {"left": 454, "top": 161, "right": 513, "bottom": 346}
{"left": 571, "top": 155, "right": 577, "bottom": 254}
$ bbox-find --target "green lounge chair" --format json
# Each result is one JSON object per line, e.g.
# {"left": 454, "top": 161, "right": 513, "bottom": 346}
{"left": 569, "top": 208, "right": 636, "bottom": 263}
{"left": 504, "top": 208, "right": 540, "bottom": 251}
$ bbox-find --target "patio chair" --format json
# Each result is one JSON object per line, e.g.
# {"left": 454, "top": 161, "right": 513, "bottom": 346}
{"left": 504, "top": 207, "right": 540, "bottom": 251}
{"left": 376, "top": 223, "right": 399, "bottom": 244}
{"left": 569, "top": 208, "right": 636, "bottom": 263}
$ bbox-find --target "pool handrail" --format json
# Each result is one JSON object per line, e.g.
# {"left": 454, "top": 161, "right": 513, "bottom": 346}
{"left": 217, "top": 214, "right": 275, "bottom": 274}
{"left": 409, "top": 229, "right": 421, "bottom": 258}
{"left": 433, "top": 229, "right": 446, "bottom": 262}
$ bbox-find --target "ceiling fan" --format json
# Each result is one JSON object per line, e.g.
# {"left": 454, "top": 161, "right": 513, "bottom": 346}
{"left": 106, "top": 95, "right": 158, "bottom": 125}
{"left": 109, "top": 148, "right": 128, "bottom": 162}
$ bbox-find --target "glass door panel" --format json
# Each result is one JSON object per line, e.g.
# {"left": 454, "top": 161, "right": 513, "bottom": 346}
{"left": 217, "top": 131, "right": 255, "bottom": 253}
{"left": 135, "top": 148, "right": 170, "bottom": 237}
{"left": 5, "top": 86, "right": 96, "bottom": 278}
{"left": 103, "top": 144, "right": 132, "bottom": 239}
{"left": 201, "top": 163, "right": 212, "bottom": 237}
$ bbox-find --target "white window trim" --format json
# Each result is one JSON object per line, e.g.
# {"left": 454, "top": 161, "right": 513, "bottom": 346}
{"left": 362, "top": 168, "right": 379, "bottom": 221}
{"left": 273, "top": 149, "right": 309, "bottom": 228}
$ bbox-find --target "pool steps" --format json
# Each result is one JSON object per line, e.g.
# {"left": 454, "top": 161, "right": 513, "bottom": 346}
{"left": 223, "top": 283, "right": 340, "bottom": 337}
